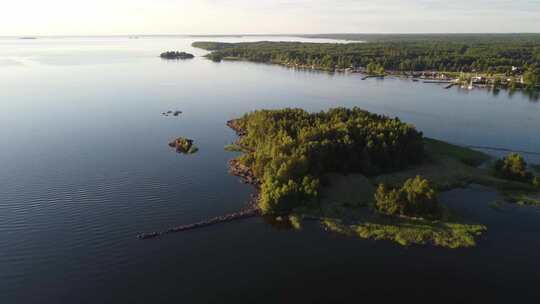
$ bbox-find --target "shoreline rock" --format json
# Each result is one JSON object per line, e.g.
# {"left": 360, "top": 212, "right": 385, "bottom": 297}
{"left": 226, "top": 119, "right": 246, "bottom": 136}
{"left": 228, "top": 159, "right": 260, "bottom": 186}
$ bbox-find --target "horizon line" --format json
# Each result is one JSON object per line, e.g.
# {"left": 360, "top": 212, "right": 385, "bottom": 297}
{"left": 2, "top": 32, "right": 540, "bottom": 38}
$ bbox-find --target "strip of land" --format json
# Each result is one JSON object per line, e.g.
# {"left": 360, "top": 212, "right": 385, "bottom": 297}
{"left": 192, "top": 37, "right": 540, "bottom": 90}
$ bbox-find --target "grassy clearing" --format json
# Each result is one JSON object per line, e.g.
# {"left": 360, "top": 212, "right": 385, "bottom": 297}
{"left": 375, "top": 139, "right": 537, "bottom": 194}
{"left": 424, "top": 138, "right": 490, "bottom": 167}
{"left": 310, "top": 139, "right": 495, "bottom": 210}
{"left": 323, "top": 218, "right": 486, "bottom": 248}
{"left": 319, "top": 173, "right": 376, "bottom": 208}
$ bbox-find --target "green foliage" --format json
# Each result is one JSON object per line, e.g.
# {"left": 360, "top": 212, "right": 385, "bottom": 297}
{"left": 523, "top": 65, "right": 540, "bottom": 89}
{"left": 503, "top": 192, "right": 540, "bottom": 206}
{"left": 193, "top": 38, "right": 540, "bottom": 73}
{"left": 206, "top": 53, "right": 224, "bottom": 62}
{"left": 288, "top": 215, "right": 302, "bottom": 230}
{"left": 534, "top": 177, "right": 540, "bottom": 188}
{"left": 494, "top": 153, "right": 534, "bottom": 183}
{"left": 323, "top": 218, "right": 486, "bottom": 248}
{"left": 224, "top": 144, "right": 245, "bottom": 152}
{"left": 187, "top": 146, "right": 199, "bottom": 154}
{"left": 374, "top": 176, "right": 440, "bottom": 219}
{"left": 366, "top": 62, "right": 385, "bottom": 75}
{"left": 231, "top": 107, "right": 424, "bottom": 214}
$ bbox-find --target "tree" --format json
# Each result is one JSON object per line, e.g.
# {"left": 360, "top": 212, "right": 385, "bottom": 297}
{"left": 494, "top": 153, "right": 534, "bottom": 183}
{"left": 523, "top": 65, "right": 540, "bottom": 89}
{"left": 367, "top": 62, "right": 385, "bottom": 75}
{"left": 533, "top": 177, "right": 540, "bottom": 188}
{"left": 374, "top": 176, "right": 440, "bottom": 219}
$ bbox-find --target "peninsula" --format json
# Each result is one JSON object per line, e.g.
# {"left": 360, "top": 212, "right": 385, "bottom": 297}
{"left": 224, "top": 107, "right": 540, "bottom": 248}
{"left": 193, "top": 35, "right": 540, "bottom": 90}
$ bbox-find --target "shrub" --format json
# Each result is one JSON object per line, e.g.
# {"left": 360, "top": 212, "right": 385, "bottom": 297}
{"left": 375, "top": 176, "right": 441, "bottom": 219}
{"left": 366, "top": 62, "right": 385, "bottom": 75}
{"left": 494, "top": 153, "right": 534, "bottom": 183}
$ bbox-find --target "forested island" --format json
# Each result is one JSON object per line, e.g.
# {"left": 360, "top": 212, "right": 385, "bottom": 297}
{"left": 139, "top": 106, "right": 540, "bottom": 246}
{"left": 223, "top": 107, "right": 540, "bottom": 248}
{"left": 160, "top": 51, "right": 195, "bottom": 60}
{"left": 193, "top": 36, "right": 540, "bottom": 89}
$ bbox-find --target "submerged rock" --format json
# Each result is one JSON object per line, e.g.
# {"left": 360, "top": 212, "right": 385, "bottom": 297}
{"left": 162, "top": 110, "right": 182, "bottom": 117}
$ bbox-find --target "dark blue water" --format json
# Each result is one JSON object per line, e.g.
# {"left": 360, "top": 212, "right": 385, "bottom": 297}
{"left": 1, "top": 36, "right": 540, "bottom": 303}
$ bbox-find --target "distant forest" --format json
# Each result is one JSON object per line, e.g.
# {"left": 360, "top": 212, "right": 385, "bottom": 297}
{"left": 193, "top": 34, "right": 540, "bottom": 74}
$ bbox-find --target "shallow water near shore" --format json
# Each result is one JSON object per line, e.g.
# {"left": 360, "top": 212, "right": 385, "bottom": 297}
{"left": 1, "top": 36, "right": 540, "bottom": 303}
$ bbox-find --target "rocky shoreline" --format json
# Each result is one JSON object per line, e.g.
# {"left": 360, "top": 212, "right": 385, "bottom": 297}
{"left": 138, "top": 120, "right": 262, "bottom": 240}
{"left": 226, "top": 119, "right": 260, "bottom": 185}
{"left": 226, "top": 119, "right": 246, "bottom": 136}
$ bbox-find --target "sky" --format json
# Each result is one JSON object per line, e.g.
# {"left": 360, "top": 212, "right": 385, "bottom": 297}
{"left": 2, "top": 0, "right": 539, "bottom": 36}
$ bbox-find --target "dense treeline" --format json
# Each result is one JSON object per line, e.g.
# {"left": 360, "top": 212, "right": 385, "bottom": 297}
{"left": 300, "top": 33, "right": 540, "bottom": 44}
{"left": 524, "top": 65, "right": 540, "bottom": 89}
{"left": 230, "top": 107, "right": 424, "bottom": 213}
{"left": 193, "top": 38, "right": 540, "bottom": 74}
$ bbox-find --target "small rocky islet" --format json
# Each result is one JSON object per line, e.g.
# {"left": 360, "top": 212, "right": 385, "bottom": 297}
{"left": 161, "top": 110, "right": 182, "bottom": 117}
{"left": 168, "top": 137, "right": 199, "bottom": 154}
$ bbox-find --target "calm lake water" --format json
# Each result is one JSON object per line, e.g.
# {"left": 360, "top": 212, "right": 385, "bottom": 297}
{"left": 1, "top": 36, "right": 540, "bottom": 303}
